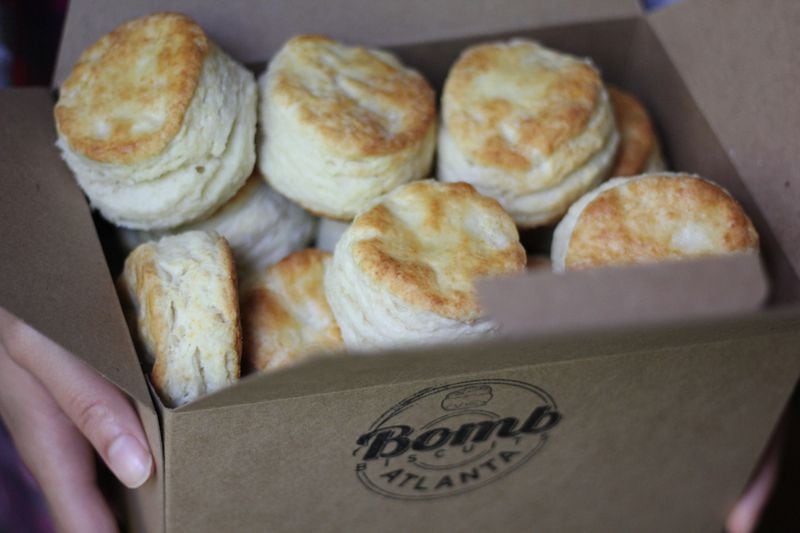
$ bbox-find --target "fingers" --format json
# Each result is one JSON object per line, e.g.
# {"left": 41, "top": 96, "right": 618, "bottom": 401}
{"left": 0, "top": 339, "right": 119, "bottom": 533}
{"left": 0, "top": 308, "right": 152, "bottom": 489}
{"left": 726, "top": 419, "right": 783, "bottom": 533}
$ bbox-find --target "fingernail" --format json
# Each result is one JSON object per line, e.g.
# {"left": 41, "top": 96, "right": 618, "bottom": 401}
{"left": 108, "top": 434, "right": 152, "bottom": 488}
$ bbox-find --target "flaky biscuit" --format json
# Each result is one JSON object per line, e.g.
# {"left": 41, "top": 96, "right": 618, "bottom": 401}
{"left": 259, "top": 35, "right": 437, "bottom": 219}
{"left": 118, "top": 231, "right": 241, "bottom": 407}
{"left": 325, "top": 180, "right": 526, "bottom": 350}
{"left": 438, "top": 39, "right": 619, "bottom": 227}
{"left": 241, "top": 250, "right": 343, "bottom": 372}
{"left": 119, "top": 173, "right": 315, "bottom": 276}
{"left": 551, "top": 173, "right": 759, "bottom": 271}
{"left": 55, "top": 13, "right": 257, "bottom": 229}
{"left": 607, "top": 86, "right": 666, "bottom": 177}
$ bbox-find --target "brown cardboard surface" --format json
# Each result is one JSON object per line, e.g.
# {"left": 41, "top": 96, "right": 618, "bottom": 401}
{"left": 649, "top": 0, "right": 800, "bottom": 278}
{"left": 53, "top": 0, "right": 640, "bottom": 87}
{"left": 178, "top": 308, "right": 799, "bottom": 413}
{"left": 161, "top": 325, "right": 800, "bottom": 532}
{"left": 479, "top": 253, "right": 768, "bottom": 337}
{"left": 0, "top": 88, "right": 153, "bottom": 409}
{"left": 623, "top": 17, "right": 800, "bottom": 305}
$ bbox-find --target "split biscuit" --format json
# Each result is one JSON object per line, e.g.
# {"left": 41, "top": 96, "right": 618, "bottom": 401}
{"left": 259, "top": 35, "right": 437, "bottom": 220}
{"left": 551, "top": 173, "right": 759, "bottom": 271}
{"left": 607, "top": 86, "right": 666, "bottom": 177}
{"left": 438, "top": 39, "right": 619, "bottom": 228}
{"left": 55, "top": 13, "right": 257, "bottom": 229}
{"left": 119, "top": 173, "right": 315, "bottom": 276}
{"left": 241, "top": 249, "right": 343, "bottom": 372}
{"left": 118, "top": 231, "right": 241, "bottom": 407}
{"left": 325, "top": 180, "right": 526, "bottom": 351}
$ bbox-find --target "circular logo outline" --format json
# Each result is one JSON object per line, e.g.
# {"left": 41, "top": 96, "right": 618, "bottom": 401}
{"left": 353, "top": 378, "right": 560, "bottom": 501}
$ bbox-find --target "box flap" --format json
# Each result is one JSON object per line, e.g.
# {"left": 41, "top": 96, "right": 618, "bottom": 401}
{"left": 54, "top": 0, "right": 641, "bottom": 87}
{"left": 649, "top": 0, "right": 800, "bottom": 277}
{"left": 480, "top": 253, "right": 768, "bottom": 337}
{"left": 177, "top": 299, "right": 799, "bottom": 413}
{"left": 0, "top": 88, "right": 154, "bottom": 411}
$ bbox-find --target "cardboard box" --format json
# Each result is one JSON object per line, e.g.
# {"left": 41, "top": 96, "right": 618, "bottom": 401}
{"left": 1, "top": 0, "right": 799, "bottom": 530}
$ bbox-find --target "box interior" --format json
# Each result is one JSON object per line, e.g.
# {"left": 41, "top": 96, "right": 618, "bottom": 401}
{"left": 78, "top": 15, "right": 800, "bottom": 413}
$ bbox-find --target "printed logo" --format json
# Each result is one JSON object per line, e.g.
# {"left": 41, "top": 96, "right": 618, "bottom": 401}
{"left": 353, "top": 379, "right": 561, "bottom": 500}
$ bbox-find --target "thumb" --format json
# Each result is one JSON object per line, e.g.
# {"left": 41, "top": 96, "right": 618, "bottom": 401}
{"left": 1, "top": 310, "right": 153, "bottom": 489}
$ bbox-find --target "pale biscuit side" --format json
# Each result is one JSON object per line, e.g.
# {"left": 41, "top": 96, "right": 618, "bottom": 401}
{"left": 119, "top": 231, "right": 241, "bottom": 407}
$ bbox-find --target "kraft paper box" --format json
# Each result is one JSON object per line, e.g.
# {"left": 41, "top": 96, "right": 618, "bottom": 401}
{"left": 1, "top": 0, "right": 799, "bottom": 531}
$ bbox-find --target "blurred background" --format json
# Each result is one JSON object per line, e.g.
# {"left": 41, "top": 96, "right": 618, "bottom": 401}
{"left": 0, "top": 1, "right": 797, "bottom": 532}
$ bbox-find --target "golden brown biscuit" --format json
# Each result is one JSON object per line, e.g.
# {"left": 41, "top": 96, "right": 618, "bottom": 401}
{"left": 241, "top": 250, "right": 343, "bottom": 372}
{"left": 55, "top": 13, "right": 257, "bottom": 230}
{"left": 259, "top": 35, "right": 437, "bottom": 219}
{"left": 438, "top": 39, "right": 619, "bottom": 227}
{"left": 325, "top": 180, "right": 526, "bottom": 350}
{"left": 551, "top": 173, "right": 759, "bottom": 271}
{"left": 56, "top": 13, "right": 207, "bottom": 164}
{"left": 607, "top": 86, "right": 665, "bottom": 177}
{"left": 118, "top": 231, "right": 241, "bottom": 407}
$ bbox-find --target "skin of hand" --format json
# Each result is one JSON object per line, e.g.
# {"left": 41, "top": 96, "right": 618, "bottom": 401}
{"left": 0, "top": 307, "right": 153, "bottom": 533}
{"left": 726, "top": 418, "right": 784, "bottom": 533}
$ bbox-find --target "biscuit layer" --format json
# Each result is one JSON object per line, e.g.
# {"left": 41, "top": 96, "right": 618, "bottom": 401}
{"left": 325, "top": 180, "right": 526, "bottom": 350}
{"left": 242, "top": 250, "right": 343, "bottom": 372}
{"left": 259, "top": 35, "right": 436, "bottom": 219}
{"left": 438, "top": 40, "right": 618, "bottom": 227}
{"left": 607, "top": 86, "right": 665, "bottom": 177}
{"left": 551, "top": 173, "right": 759, "bottom": 271}
{"left": 119, "top": 231, "right": 241, "bottom": 407}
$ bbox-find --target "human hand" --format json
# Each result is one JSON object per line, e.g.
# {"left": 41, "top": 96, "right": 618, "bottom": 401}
{"left": 726, "top": 413, "right": 784, "bottom": 533}
{"left": 0, "top": 307, "right": 153, "bottom": 533}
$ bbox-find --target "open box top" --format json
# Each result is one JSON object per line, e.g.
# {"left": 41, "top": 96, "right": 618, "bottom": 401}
{"left": 1, "top": 0, "right": 799, "bottom": 417}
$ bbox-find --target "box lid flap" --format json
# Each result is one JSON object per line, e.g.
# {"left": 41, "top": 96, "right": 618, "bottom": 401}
{"left": 649, "top": 0, "right": 800, "bottom": 276}
{"left": 54, "top": 0, "right": 641, "bottom": 87}
{"left": 177, "top": 300, "right": 799, "bottom": 413}
{"left": 0, "top": 88, "right": 154, "bottom": 411}
{"left": 479, "top": 253, "right": 768, "bottom": 337}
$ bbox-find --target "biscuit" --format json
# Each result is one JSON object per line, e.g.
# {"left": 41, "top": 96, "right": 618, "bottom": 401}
{"left": 325, "top": 180, "right": 526, "bottom": 350}
{"left": 119, "top": 173, "right": 316, "bottom": 276}
{"left": 607, "top": 86, "right": 666, "bottom": 177}
{"left": 241, "top": 249, "right": 343, "bottom": 372}
{"left": 259, "top": 35, "right": 437, "bottom": 220}
{"left": 316, "top": 218, "right": 350, "bottom": 252}
{"left": 551, "top": 173, "right": 759, "bottom": 271}
{"left": 118, "top": 231, "right": 241, "bottom": 407}
{"left": 55, "top": 13, "right": 257, "bottom": 229}
{"left": 438, "top": 39, "right": 619, "bottom": 227}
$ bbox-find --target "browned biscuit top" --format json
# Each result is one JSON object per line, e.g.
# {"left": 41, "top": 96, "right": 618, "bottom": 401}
{"left": 55, "top": 13, "right": 209, "bottom": 164}
{"left": 349, "top": 180, "right": 526, "bottom": 321}
{"left": 268, "top": 35, "right": 436, "bottom": 157}
{"left": 442, "top": 40, "right": 602, "bottom": 172}
{"left": 242, "top": 249, "right": 343, "bottom": 372}
{"left": 565, "top": 174, "right": 759, "bottom": 269}
{"left": 608, "top": 86, "right": 658, "bottom": 177}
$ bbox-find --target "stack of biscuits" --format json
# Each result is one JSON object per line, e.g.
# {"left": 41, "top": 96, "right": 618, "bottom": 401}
{"left": 56, "top": 13, "right": 760, "bottom": 407}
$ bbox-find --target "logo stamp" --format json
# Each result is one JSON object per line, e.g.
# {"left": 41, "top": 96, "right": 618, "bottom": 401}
{"left": 353, "top": 379, "right": 561, "bottom": 500}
